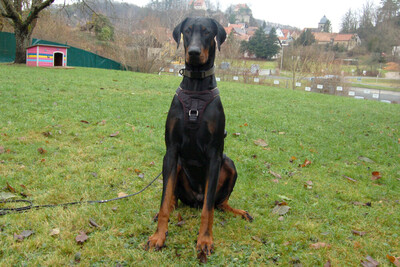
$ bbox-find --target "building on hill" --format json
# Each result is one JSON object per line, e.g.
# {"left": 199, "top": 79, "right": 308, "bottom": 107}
{"left": 233, "top": 3, "right": 252, "bottom": 23}
{"left": 189, "top": 0, "right": 206, "bottom": 10}
{"left": 318, "top": 15, "right": 329, "bottom": 32}
{"left": 312, "top": 32, "right": 361, "bottom": 50}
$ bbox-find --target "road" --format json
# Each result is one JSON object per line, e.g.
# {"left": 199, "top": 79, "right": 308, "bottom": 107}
{"left": 348, "top": 87, "right": 400, "bottom": 104}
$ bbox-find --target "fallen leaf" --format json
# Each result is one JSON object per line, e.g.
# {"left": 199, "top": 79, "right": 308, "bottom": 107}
{"left": 269, "top": 171, "right": 282, "bottom": 179}
{"left": 387, "top": 254, "right": 400, "bottom": 267}
{"left": 80, "top": 120, "right": 89, "bottom": 124}
{"left": 252, "top": 236, "right": 263, "bottom": 243}
{"left": 0, "top": 146, "right": 5, "bottom": 154}
{"left": 15, "top": 230, "right": 34, "bottom": 240}
{"left": 89, "top": 218, "right": 100, "bottom": 228}
{"left": 358, "top": 156, "right": 375, "bottom": 163}
{"left": 244, "top": 123, "right": 248, "bottom": 126}
{"left": 149, "top": 161, "right": 155, "bottom": 166}
{"left": 232, "top": 132, "right": 241, "bottom": 136}
{"left": 343, "top": 175, "right": 357, "bottom": 182}
{"left": 176, "top": 213, "right": 185, "bottom": 227}
{"left": 118, "top": 192, "right": 128, "bottom": 198}
{"left": 14, "top": 233, "right": 24, "bottom": 242}
{"left": 37, "top": 147, "right": 47, "bottom": 154}
{"left": 371, "top": 171, "right": 382, "bottom": 180}
{"left": 304, "top": 180, "right": 313, "bottom": 189}
{"left": 352, "top": 201, "right": 372, "bottom": 207}
{"left": 290, "top": 156, "right": 297, "bottom": 163}
{"left": 279, "top": 132, "right": 286, "bottom": 135}
{"left": 254, "top": 139, "right": 268, "bottom": 147}
{"left": 50, "top": 228, "right": 60, "bottom": 236}
{"left": 272, "top": 205, "right": 290, "bottom": 215}
{"left": 6, "top": 182, "right": 16, "bottom": 193}
{"left": 75, "top": 231, "right": 88, "bottom": 244}
{"left": 278, "top": 216, "right": 284, "bottom": 221}
{"left": 109, "top": 131, "right": 120, "bottom": 137}
{"left": 361, "top": 255, "right": 379, "bottom": 267}
{"left": 324, "top": 260, "right": 332, "bottom": 267}
{"left": 0, "top": 191, "right": 16, "bottom": 200}
{"left": 310, "top": 242, "right": 331, "bottom": 249}
{"left": 134, "top": 168, "right": 141, "bottom": 174}
{"left": 272, "top": 179, "right": 279, "bottom": 183}
{"left": 90, "top": 172, "right": 98, "bottom": 178}
{"left": 352, "top": 230, "right": 366, "bottom": 236}
{"left": 42, "top": 131, "right": 52, "bottom": 137}
{"left": 300, "top": 159, "right": 311, "bottom": 168}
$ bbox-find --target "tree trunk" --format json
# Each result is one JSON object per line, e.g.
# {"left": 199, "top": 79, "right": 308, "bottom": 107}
{"left": 14, "top": 25, "right": 32, "bottom": 64}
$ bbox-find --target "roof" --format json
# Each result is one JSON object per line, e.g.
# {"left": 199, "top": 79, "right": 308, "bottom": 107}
{"left": 313, "top": 32, "right": 333, "bottom": 42}
{"left": 27, "top": 44, "right": 69, "bottom": 49}
{"left": 319, "top": 15, "right": 328, "bottom": 24}
{"left": 334, "top": 34, "right": 355, "bottom": 41}
{"left": 313, "top": 32, "right": 358, "bottom": 42}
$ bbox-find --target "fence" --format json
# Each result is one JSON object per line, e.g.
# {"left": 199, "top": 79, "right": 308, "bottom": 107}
{"left": 0, "top": 31, "right": 123, "bottom": 70}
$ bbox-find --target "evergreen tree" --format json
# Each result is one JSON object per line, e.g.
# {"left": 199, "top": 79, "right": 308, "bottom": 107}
{"left": 323, "top": 19, "right": 332, "bottom": 32}
{"left": 295, "top": 29, "right": 316, "bottom": 46}
{"left": 265, "top": 27, "right": 280, "bottom": 60}
{"left": 247, "top": 27, "right": 269, "bottom": 58}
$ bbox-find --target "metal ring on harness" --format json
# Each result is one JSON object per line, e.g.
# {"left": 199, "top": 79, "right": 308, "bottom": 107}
{"left": 188, "top": 109, "right": 199, "bottom": 117}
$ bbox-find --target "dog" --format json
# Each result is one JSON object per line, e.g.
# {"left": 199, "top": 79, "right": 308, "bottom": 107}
{"left": 146, "top": 17, "right": 253, "bottom": 258}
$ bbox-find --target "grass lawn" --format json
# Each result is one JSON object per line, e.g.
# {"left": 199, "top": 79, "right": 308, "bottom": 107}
{"left": 0, "top": 64, "right": 399, "bottom": 266}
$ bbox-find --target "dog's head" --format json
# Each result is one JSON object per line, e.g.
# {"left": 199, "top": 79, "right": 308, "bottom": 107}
{"left": 173, "top": 17, "right": 226, "bottom": 66}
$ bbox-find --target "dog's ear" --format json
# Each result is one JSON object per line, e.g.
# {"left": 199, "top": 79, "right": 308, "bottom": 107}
{"left": 211, "top": 19, "right": 227, "bottom": 51}
{"left": 173, "top": 18, "right": 188, "bottom": 49}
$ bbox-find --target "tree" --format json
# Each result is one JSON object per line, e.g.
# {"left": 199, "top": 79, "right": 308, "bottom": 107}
{"left": 340, "top": 8, "right": 358, "bottom": 33}
{"left": 92, "top": 13, "right": 114, "bottom": 41}
{"left": 378, "top": 0, "right": 399, "bottom": 22}
{"left": 295, "top": 29, "right": 316, "bottom": 46}
{"left": 245, "top": 27, "right": 268, "bottom": 59}
{"left": 323, "top": 19, "right": 332, "bottom": 33}
{"left": 265, "top": 27, "right": 280, "bottom": 60}
{"left": 0, "top": 0, "right": 55, "bottom": 63}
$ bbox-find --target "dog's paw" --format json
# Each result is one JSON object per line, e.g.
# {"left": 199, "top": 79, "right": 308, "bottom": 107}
{"left": 145, "top": 231, "right": 167, "bottom": 251}
{"left": 196, "top": 235, "right": 214, "bottom": 256}
{"left": 242, "top": 211, "right": 254, "bottom": 222}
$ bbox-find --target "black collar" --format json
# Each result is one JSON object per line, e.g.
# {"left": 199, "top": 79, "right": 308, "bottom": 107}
{"left": 179, "top": 66, "right": 215, "bottom": 79}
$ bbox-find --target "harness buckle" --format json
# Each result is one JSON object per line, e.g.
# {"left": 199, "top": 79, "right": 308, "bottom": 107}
{"left": 188, "top": 109, "right": 199, "bottom": 119}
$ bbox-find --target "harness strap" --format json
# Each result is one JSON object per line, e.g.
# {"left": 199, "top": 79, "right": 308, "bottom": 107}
{"left": 176, "top": 87, "right": 219, "bottom": 128}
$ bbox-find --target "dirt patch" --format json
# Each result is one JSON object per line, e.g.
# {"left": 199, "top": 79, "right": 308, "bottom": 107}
{"left": 384, "top": 62, "right": 400, "bottom": 71}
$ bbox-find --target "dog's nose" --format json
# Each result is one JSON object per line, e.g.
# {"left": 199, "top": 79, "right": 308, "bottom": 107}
{"left": 188, "top": 46, "right": 201, "bottom": 56}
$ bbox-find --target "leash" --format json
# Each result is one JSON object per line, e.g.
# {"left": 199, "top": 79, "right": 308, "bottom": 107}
{"left": 0, "top": 171, "right": 162, "bottom": 216}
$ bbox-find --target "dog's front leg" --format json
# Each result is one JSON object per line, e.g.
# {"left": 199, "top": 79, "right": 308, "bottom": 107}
{"left": 146, "top": 148, "right": 178, "bottom": 251}
{"left": 197, "top": 149, "right": 222, "bottom": 256}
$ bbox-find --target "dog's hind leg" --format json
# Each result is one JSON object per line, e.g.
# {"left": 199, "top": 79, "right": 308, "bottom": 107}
{"left": 215, "top": 156, "right": 253, "bottom": 222}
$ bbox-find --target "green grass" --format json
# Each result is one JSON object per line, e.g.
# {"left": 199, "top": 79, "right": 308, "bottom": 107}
{"left": 1, "top": 64, "right": 399, "bottom": 266}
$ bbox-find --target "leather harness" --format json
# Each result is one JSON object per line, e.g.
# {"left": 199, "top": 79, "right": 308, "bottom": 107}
{"left": 175, "top": 87, "right": 220, "bottom": 129}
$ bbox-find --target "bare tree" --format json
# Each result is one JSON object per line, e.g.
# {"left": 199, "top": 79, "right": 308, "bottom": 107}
{"left": 340, "top": 8, "right": 358, "bottom": 33}
{"left": 282, "top": 45, "right": 340, "bottom": 90}
{"left": 0, "top": 0, "right": 55, "bottom": 63}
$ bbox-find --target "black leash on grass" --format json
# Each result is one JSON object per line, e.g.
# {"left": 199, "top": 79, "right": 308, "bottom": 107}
{"left": 0, "top": 172, "right": 162, "bottom": 216}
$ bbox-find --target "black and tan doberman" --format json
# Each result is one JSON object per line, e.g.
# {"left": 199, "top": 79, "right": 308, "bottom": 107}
{"left": 146, "top": 17, "right": 253, "bottom": 258}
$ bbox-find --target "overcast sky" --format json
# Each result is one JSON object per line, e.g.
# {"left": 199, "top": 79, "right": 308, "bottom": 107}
{"left": 114, "top": 0, "right": 382, "bottom": 32}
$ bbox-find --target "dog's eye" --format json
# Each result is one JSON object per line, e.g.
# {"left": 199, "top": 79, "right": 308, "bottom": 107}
{"left": 203, "top": 30, "right": 210, "bottom": 36}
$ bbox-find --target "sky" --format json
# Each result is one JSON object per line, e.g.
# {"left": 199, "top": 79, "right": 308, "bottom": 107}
{"left": 114, "top": 0, "right": 382, "bottom": 32}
